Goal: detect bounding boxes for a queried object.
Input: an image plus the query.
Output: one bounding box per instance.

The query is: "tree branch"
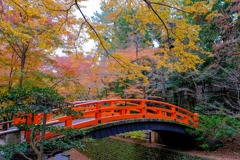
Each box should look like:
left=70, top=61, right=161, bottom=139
left=19, top=152, right=32, bottom=160
left=150, top=2, right=191, bottom=14
left=11, top=0, right=28, bottom=22
left=74, top=0, right=128, bottom=68
left=142, top=0, right=171, bottom=46
left=74, top=22, right=86, bottom=54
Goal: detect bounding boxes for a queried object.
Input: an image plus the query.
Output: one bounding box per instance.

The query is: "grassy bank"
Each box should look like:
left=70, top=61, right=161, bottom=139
left=78, top=138, right=210, bottom=160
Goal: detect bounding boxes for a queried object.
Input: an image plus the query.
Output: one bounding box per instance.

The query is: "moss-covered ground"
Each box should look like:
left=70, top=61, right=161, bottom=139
left=78, top=138, right=210, bottom=160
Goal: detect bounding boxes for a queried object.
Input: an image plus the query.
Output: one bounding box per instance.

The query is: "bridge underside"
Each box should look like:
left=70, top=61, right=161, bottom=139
left=82, top=119, right=196, bottom=148
left=83, top=119, right=192, bottom=139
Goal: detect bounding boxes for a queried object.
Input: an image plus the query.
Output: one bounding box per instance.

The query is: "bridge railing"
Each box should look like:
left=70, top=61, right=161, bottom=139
left=12, top=99, right=198, bottom=140
left=70, top=99, right=198, bottom=128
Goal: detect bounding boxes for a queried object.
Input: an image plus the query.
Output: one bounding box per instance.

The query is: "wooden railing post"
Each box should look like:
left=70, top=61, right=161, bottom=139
left=26, top=114, right=33, bottom=142
left=184, top=116, right=189, bottom=124
left=120, top=109, right=126, bottom=116
left=193, top=113, right=199, bottom=122
left=110, top=101, right=114, bottom=116
left=95, top=102, right=102, bottom=123
left=193, top=113, right=199, bottom=127
left=46, top=114, right=51, bottom=121
left=140, top=100, right=146, bottom=118
left=126, top=108, right=130, bottom=115
left=171, top=106, right=176, bottom=120
left=65, top=116, right=72, bottom=127
left=33, top=114, right=41, bottom=124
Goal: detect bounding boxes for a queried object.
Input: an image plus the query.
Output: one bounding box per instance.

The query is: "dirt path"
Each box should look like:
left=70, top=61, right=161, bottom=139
left=184, top=141, right=240, bottom=160
left=48, top=148, right=90, bottom=160
left=64, top=148, right=90, bottom=160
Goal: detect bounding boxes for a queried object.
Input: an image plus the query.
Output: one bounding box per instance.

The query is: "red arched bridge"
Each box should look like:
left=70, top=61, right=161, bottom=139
left=12, top=99, right=198, bottom=141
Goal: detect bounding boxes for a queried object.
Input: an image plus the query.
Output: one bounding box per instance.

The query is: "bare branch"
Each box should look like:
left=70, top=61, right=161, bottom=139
left=11, top=0, right=28, bottom=22
left=41, top=1, right=75, bottom=12
left=150, top=2, right=191, bottom=14
left=142, top=0, right=171, bottom=46
left=74, top=0, right=127, bottom=68
left=74, top=22, right=86, bottom=54
left=41, top=2, right=75, bottom=32
left=8, top=42, right=21, bottom=58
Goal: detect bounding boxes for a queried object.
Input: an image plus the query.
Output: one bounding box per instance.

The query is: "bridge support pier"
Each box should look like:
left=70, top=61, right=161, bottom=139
left=151, top=130, right=196, bottom=149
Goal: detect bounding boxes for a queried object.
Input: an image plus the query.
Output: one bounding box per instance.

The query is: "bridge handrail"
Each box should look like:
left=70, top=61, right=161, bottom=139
left=11, top=99, right=198, bottom=141
left=73, top=99, right=196, bottom=117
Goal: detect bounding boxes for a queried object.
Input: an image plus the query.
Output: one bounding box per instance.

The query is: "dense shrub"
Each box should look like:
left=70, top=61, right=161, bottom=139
left=188, top=114, right=240, bottom=151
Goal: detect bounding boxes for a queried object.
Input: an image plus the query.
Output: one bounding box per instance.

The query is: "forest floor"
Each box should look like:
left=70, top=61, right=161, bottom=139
left=49, top=136, right=240, bottom=160
left=184, top=140, right=240, bottom=160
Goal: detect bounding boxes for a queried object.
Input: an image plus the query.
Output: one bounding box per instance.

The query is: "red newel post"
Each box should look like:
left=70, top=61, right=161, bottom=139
left=140, top=100, right=146, bottom=118
left=110, top=101, right=114, bottom=116
left=26, top=114, right=33, bottom=142
left=171, top=106, right=176, bottom=120
left=95, top=102, right=102, bottom=123
left=193, top=113, right=199, bottom=127
left=65, top=116, right=72, bottom=127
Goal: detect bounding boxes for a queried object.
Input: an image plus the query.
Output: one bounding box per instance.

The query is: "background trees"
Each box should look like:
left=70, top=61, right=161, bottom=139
left=0, top=0, right=238, bottom=114
left=0, top=0, right=219, bottom=102
left=0, top=0, right=239, bottom=155
left=0, top=0, right=79, bottom=89
left=168, top=0, right=240, bottom=115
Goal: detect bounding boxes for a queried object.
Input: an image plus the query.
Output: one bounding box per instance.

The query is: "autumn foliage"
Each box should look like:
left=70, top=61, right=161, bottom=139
left=0, top=0, right=238, bottom=105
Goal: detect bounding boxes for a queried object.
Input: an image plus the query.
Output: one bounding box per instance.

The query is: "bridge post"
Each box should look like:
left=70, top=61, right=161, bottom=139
left=33, top=114, right=41, bottom=124
left=25, top=114, right=33, bottom=142
left=46, top=113, right=51, bottom=121
left=65, top=116, right=72, bottom=127
left=140, top=100, right=146, bottom=118
left=184, top=116, right=189, bottom=124
left=171, top=106, right=176, bottom=121
left=110, top=101, right=114, bottom=116
left=95, top=102, right=102, bottom=123
left=193, top=113, right=199, bottom=127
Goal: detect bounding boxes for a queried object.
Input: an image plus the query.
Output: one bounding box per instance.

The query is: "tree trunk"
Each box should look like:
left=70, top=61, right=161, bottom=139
left=136, top=41, right=139, bottom=64
left=19, top=51, right=26, bottom=87
left=8, top=53, right=15, bottom=90
left=159, top=71, right=167, bottom=101
left=19, top=43, right=29, bottom=87
left=30, top=126, right=41, bottom=160
left=143, top=86, right=147, bottom=99
left=40, top=113, right=47, bottom=158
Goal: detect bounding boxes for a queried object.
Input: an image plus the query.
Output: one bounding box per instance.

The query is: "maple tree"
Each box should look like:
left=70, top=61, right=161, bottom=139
left=86, top=0, right=216, bottom=101
left=0, top=0, right=80, bottom=89
left=49, top=54, right=101, bottom=100
left=0, top=0, right=218, bottom=99
left=91, top=0, right=213, bottom=70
